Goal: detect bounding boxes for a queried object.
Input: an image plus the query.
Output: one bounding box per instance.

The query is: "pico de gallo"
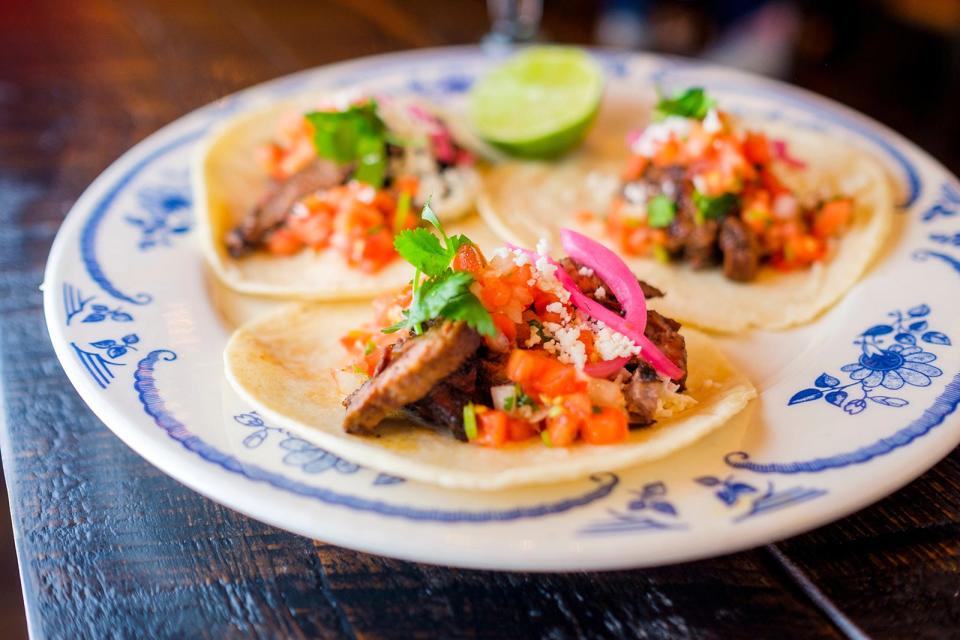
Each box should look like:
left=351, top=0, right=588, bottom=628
left=341, top=206, right=696, bottom=448
left=225, top=97, right=478, bottom=274
left=600, top=87, right=855, bottom=281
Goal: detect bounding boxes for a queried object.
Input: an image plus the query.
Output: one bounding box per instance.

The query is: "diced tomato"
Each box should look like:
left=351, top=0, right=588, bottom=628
left=546, top=410, right=579, bottom=447
left=491, top=312, right=517, bottom=343
left=814, top=198, right=852, bottom=238
left=544, top=392, right=592, bottom=447
left=579, top=329, right=597, bottom=361
left=476, top=409, right=509, bottom=447
left=507, top=417, right=538, bottom=442
left=743, top=132, right=771, bottom=165
left=394, top=174, right=419, bottom=196
left=574, top=209, right=596, bottom=225
left=266, top=227, right=304, bottom=256
left=652, top=138, right=682, bottom=167
left=354, top=226, right=396, bottom=273
left=452, top=243, right=486, bottom=277
left=621, top=154, right=649, bottom=181
left=506, top=349, right=586, bottom=398
left=287, top=207, right=335, bottom=249
left=479, top=276, right=512, bottom=309
left=581, top=406, right=629, bottom=445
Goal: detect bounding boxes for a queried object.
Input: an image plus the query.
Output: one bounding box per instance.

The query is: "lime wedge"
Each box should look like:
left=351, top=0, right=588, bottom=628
left=469, top=46, right=604, bottom=159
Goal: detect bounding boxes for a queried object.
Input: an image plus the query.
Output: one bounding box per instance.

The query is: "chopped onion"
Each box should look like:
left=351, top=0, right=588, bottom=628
left=588, top=377, right=625, bottom=408
left=490, top=385, right=516, bottom=411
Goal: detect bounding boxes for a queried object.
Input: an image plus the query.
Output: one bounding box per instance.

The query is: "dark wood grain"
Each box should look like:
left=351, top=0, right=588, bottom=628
left=1, top=0, right=959, bottom=638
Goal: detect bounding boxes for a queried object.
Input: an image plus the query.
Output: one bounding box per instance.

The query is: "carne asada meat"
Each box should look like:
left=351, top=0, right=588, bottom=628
left=644, top=310, right=687, bottom=388
left=623, top=362, right=662, bottom=425
left=343, top=321, right=482, bottom=433
left=623, top=310, right=688, bottom=426
left=402, top=356, right=480, bottom=441
left=718, top=215, right=761, bottom=282
left=225, top=158, right=347, bottom=258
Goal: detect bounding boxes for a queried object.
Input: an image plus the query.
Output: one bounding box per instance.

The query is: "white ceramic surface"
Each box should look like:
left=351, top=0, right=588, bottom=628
left=43, top=47, right=960, bottom=571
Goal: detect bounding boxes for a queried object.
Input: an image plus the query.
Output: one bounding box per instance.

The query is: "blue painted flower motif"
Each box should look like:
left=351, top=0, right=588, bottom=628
left=579, top=481, right=684, bottom=535
left=63, top=283, right=134, bottom=325
left=788, top=305, right=949, bottom=415
left=697, top=476, right=826, bottom=521
left=627, top=481, right=678, bottom=516
left=840, top=344, right=941, bottom=389
left=920, top=182, right=960, bottom=222
left=231, top=411, right=405, bottom=486
left=695, top=475, right=756, bottom=506
left=125, top=183, right=193, bottom=250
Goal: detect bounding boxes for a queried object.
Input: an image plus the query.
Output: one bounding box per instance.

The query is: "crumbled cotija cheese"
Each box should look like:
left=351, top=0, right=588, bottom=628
left=592, top=320, right=643, bottom=361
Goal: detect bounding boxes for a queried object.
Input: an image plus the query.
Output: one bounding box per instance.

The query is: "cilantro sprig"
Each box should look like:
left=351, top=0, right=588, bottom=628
left=305, top=100, right=387, bottom=188
left=654, top=87, right=716, bottom=121
left=692, top=191, right=740, bottom=224
left=384, top=202, right=495, bottom=337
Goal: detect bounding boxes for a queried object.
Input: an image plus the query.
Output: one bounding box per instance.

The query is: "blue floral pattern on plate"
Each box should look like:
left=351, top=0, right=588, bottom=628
left=579, top=481, right=684, bottom=535
left=788, top=305, right=948, bottom=414
left=125, top=183, right=193, bottom=250
left=233, top=411, right=403, bottom=486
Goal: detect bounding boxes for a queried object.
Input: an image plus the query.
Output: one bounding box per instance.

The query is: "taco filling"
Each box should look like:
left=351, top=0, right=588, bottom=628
left=603, top=87, right=856, bottom=282
left=225, top=98, right=478, bottom=273
left=339, top=208, right=695, bottom=448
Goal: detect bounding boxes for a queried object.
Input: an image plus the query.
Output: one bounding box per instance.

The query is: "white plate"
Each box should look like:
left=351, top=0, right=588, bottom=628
left=43, top=47, right=960, bottom=571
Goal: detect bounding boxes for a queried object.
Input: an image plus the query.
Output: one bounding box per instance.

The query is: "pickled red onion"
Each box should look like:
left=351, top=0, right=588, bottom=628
left=506, top=238, right=684, bottom=381
left=772, top=139, right=807, bottom=169
left=559, top=229, right=647, bottom=334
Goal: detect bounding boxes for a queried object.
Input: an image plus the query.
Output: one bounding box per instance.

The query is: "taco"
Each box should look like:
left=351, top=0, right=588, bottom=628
left=195, top=93, right=490, bottom=299
left=225, top=217, right=755, bottom=490
left=479, top=88, right=894, bottom=332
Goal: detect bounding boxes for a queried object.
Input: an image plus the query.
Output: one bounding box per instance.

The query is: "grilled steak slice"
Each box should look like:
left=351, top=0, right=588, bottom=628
left=644, top=310, right=688, bottom=388
left=623, top=362, right=661, bottom=425
left=684, top=218, right=720, bottom=269
left=342, top=321, right=482, bottom=433
left=402, top=357, right=479, bottom=441
left=226, top=158, right=347, bottom=257
left=719, top=215, right=761, bottom=282
left=625, top=312, right=687, bottom=424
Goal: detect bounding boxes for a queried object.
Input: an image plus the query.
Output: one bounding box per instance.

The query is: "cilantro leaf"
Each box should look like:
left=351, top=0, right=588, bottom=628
left=647, top=194, right=676, bottom=228
left=393, top=229, right=450, bottom=276
left=439, top=287, right=496, bottom=336
left=385, top=202, right=493, bottom=336
left=383, top=270, right=494, bottom=337
left=693, top=191, right=740, bottom=223
left=305, top=100, right=387, bottom=187
left=655, top=87, right=716, bottom=121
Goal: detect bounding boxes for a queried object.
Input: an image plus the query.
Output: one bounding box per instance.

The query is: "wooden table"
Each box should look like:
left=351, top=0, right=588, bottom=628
left=2, top=1, right=958, bottom=637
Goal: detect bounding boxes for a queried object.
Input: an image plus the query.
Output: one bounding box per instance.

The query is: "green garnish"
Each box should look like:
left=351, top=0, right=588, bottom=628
left=305, top=100, right=387, bottom=188
left=541, top=430, right=553, bottom=447
left=393, top=191, right=412, bottom=233
left=463, top=403, right=478, bottom=440
left=654, top=87, right=716, bottom=121
left=505, top=384, right=537, bottom=412
left=528, top=319, right=546, bottom=340
left=647, top=194, right=676, bottom=228
left=384, top=203, right=495, bottom=337
left=651, top=244, right=670, bottom=264
left=693, top=191, right=740, bottom=224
